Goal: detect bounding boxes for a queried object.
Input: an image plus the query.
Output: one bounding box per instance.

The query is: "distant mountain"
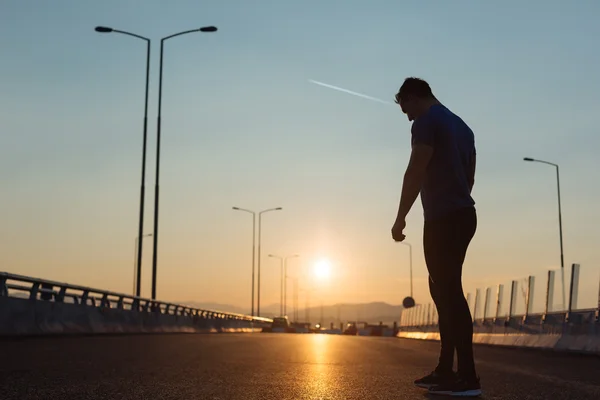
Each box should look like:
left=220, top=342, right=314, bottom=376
left=178, top=300, right=406, bottom=326
left=294, top=302, right=405, bottom=326
left=9, top=292, right=407, bottom=325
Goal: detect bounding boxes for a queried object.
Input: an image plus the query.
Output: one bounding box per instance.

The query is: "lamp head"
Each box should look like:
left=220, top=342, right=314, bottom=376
left=403, top=296, right=415, bottom=308
left=95, top=26, right=113, bottom=33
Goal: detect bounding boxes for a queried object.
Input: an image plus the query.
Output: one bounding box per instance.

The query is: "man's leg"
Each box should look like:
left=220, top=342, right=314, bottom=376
left=425, top=256, right=456, bottom=374
left=427, top=208, right=480, bottom=395
left=413, top=220, right=457, bottom=389
left=448, top=209, right=477, bottom=380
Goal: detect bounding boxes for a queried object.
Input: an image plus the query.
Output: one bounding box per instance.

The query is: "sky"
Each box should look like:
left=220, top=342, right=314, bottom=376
left=1, top=0, right=599, bottom=316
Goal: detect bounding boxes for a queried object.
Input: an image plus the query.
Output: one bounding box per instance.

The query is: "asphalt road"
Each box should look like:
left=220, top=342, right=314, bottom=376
left=1, top=333, right=599, bottom=399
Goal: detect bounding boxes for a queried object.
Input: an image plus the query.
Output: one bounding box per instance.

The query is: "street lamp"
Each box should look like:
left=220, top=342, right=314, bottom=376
left=299, top=286, right=315, bottom=324
left=232, top=206, right=282, bottom=316
left=523, top=157, right=566, bottom=310
left=256, top=207, right=282, bottom=316
left=94, top=26, right=151, bottom=298
left=268, top=254, right=285, bottom=315
left=399, top=241, right=415, bottom=308
left=291, top=276, right=299, bottom=322
left=284, top=254, right=299, bottom=316
left=232, top=207, right=256, bottom=316
left=133, top=233, right=152, bottom=295
left=268, top=253, right=299, bottom=316
left=150, top=26, right=217, bottom=300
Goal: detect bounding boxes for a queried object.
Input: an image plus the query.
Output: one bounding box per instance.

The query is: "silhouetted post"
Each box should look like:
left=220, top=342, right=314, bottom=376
left=133, top=233, right=152, bottom=295
left=233, top=207, right=257, bottom=316
left=283, top=254, right=299, bottom=315
left=256, top=207, right=282, bottom=316
left=94, top=26, right=151, bottom=297
left=523, top=157, right=566, bottom=310
left=151, top=26, right=217, bottom=300
left=268, top=254, right=284, bottom=315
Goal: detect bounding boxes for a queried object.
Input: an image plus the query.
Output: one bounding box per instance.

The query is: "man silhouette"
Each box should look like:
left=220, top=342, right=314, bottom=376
left=391, top=77, right=481, bottom=397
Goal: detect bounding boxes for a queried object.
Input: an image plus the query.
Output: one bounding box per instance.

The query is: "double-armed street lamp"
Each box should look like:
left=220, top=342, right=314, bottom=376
left=95, top=25, right=217, bottom=299
left=233, top=206, right=282, bottom=316
left=268, top=253, right=299, bottom=316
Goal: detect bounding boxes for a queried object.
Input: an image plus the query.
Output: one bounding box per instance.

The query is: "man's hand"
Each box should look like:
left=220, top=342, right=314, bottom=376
left=391, top=219, right=406, bottom=242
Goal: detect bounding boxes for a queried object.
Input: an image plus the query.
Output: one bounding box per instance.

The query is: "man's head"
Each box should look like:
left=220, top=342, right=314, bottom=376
left=394, top=77, right=436, bottom=121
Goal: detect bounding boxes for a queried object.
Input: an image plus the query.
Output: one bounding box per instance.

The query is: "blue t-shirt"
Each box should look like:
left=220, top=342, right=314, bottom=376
left=411, top=104, right=476, bottom=221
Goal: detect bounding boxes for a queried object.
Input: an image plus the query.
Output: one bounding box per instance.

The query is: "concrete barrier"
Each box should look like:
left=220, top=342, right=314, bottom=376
left=397, top=330, right=600, bottom=355
left=398, top=308, right=599, bottom=355
left=0, top=272, right=271, bottom=337
left=0, top=296, right=263, bottom=337
left=397, top=263, right=600, bottom=355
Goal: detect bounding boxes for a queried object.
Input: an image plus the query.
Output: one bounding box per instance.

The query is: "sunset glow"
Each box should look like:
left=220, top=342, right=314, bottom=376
left=313, top=259, right=332, bottom=281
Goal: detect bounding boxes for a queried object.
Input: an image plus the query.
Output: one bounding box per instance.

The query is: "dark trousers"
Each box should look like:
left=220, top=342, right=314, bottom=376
left=423, top=206, right=477, bottom=379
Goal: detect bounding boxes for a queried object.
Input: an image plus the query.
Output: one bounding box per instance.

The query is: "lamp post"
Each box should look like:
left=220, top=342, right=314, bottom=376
left=268, top=253, right=299, bottom=316
left=399, top=241, right=414, bottom=298
left=94, top=26, right=151, bottom=298
left=292, top=276, right=299, bottom=322
left=523, top=157, right=566, bottom=310
left=232, top=207, right=256, bottom=316
left=283, top=254, right=299, bottom=316
left=150, top=26, right=217, bottom=300
left=132, top=233, right=152, bottom=295
left=256, top=207, right=282, bottom=316
left=299, top=286, right=314, bottom=324
left=268, top=254, right=284, bottom=315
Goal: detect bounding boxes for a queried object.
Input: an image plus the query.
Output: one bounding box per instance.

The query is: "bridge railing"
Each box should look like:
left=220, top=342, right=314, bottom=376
left=400, top=263, right=599, bottom=330
left=0, top=271, right=271, bottom=324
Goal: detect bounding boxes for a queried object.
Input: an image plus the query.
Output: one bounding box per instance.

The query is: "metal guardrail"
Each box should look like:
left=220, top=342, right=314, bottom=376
left=400, top=263, right=599, bottom=329
left=0, top=272, right=272, bottom=324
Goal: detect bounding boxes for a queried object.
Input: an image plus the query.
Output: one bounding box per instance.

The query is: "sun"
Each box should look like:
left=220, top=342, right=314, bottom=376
left=313, top=259, right=331, bottom=280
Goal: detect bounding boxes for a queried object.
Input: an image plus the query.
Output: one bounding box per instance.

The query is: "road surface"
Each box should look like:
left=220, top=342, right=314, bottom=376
left=1, top=333, right=599, bottom=399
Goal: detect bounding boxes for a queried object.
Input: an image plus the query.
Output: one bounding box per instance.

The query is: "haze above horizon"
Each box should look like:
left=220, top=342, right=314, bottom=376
left=1, top=1, right=599, bottom=314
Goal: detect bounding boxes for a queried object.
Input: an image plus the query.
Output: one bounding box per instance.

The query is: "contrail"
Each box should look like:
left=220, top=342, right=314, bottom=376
left=308, top=79, right=394, bottom=105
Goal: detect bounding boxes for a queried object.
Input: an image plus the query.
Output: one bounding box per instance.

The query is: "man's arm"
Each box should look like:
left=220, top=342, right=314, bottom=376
left=468, top=152, right=476, bottom=193
left=396, top=143, right=434, bottom=221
